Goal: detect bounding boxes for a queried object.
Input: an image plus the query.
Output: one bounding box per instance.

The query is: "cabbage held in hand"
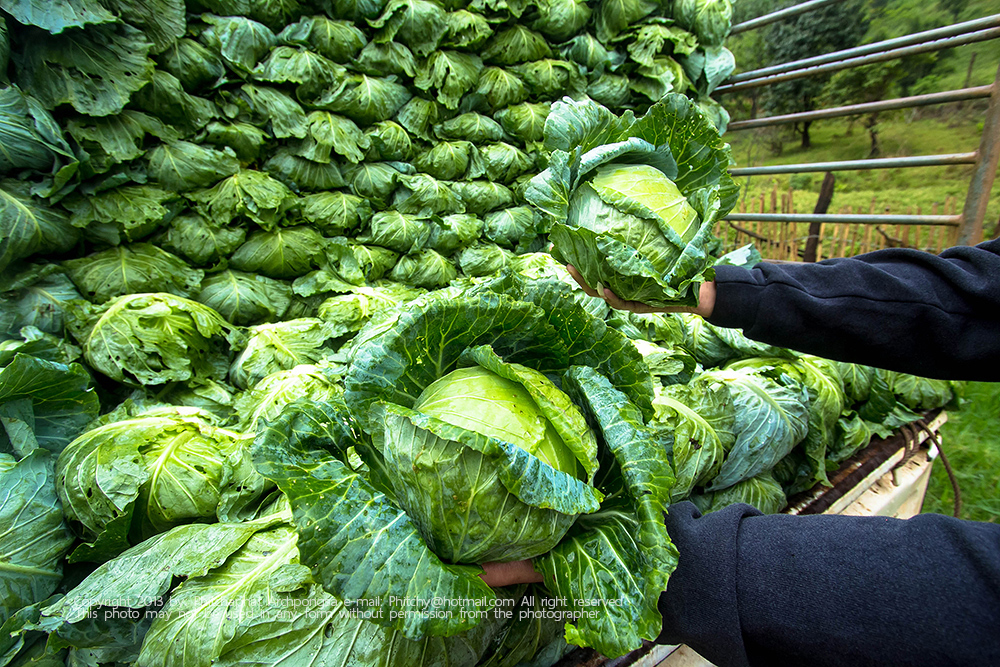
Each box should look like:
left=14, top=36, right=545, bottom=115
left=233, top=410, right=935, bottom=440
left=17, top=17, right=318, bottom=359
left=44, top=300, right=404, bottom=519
left=255, top=277, right=676, bottom=656
left=527, top=94, right=741, bottom=308
left=388, top=347, right=596, bottom=563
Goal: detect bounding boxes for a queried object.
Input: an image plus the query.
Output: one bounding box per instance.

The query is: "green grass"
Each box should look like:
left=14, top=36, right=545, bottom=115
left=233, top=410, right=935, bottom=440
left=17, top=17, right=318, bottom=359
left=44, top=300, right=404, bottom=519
left=923, top=382, right=1000, bottom=521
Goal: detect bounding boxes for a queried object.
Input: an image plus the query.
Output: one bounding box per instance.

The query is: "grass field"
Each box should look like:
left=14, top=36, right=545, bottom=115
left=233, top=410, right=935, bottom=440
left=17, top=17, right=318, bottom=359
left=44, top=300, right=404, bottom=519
left=722, top=110, right=1000, bottom=256
left=923, top=382, right=1000, bottom=521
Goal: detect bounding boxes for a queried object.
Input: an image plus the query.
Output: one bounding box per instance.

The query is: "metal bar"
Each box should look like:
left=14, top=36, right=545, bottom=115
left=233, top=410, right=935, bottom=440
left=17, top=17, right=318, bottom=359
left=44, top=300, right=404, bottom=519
left=718, top=27, right=1000, bottom=94
left=729, top=153, right=978, bottom=176
left=958, top=62, right=1000, bottom=245
left=728, top=14, right=1000, bottom=84
left=728, top=86, right=994, bottom=132
left=725, top=213, right=962, bottom=225
left=730, top=0, right=844, bottom=34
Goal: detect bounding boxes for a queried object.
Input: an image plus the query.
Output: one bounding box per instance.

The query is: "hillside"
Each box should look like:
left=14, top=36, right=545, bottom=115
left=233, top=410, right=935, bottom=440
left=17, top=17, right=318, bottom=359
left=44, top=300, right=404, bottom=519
left=719, top=0, right=1000, bottom=252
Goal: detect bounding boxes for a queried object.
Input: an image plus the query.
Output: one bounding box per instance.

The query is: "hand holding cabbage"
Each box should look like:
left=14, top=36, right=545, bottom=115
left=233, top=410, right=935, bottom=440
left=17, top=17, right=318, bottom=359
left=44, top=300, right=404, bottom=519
left=567, top=264, right=718, bottom=317
left=526, top=94, right=749, bottom=309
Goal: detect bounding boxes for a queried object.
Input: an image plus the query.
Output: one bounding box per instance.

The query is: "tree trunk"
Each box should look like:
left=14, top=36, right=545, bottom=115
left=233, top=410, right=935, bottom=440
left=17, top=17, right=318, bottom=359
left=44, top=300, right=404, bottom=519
left=958, top=52, right=977, bottom=111
left=803, top=172, right=836, bottom=262
left=866, top=113, right=880, bottom=158
left=800, top=120, right=812, bottom=149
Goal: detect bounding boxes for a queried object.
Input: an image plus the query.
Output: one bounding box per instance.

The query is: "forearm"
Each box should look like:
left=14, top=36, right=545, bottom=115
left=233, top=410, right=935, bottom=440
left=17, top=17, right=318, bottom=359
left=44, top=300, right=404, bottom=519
left=706, top=241, right=1000, bottom=380
left=658, top=502, right=1000, bottom=667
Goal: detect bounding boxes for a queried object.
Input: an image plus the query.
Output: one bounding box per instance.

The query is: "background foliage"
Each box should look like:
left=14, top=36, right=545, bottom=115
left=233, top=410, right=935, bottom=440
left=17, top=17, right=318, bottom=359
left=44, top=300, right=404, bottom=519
left=724, top=0, right=1000, bottom=238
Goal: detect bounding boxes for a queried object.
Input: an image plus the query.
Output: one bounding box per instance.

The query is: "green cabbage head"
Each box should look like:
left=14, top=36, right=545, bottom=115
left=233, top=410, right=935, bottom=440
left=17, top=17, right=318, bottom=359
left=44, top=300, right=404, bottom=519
left=567, top=163, right=700, bottom=270
left=56, top=409, right=269, bottom=559
left=259, top=277, right=674, bottom=656
left=527, top=95, right=741, bottom=308
left=378, top=344, right=600, bottom=563
left=415, top=365, right=583, bottom=478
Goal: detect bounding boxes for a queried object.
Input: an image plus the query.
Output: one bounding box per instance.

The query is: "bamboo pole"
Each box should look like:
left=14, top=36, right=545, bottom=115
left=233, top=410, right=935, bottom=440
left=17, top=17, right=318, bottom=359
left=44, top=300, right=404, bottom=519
left=833, top=209, right=847, bottom=257
left=839, top=218, right=851, bottom=257
left=771, top=182, right=782, bottom=259
left=770, top=191, right=777, bottom=259
left=757, top=193, right=765, bottom=250
left=932, top=203, right=942, bottom=252
left=949, top=197, right=961, bottom=247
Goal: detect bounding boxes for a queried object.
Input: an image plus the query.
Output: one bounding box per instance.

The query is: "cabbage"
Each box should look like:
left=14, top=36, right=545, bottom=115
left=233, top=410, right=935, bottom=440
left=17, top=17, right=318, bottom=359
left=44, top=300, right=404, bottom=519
left=55, top=410, right=269, bottom=559
left=394, top=353, right=595, bottom=562
left=527, top=94, right=742, bottom=308
left=416, top=366, right=582, bottom=476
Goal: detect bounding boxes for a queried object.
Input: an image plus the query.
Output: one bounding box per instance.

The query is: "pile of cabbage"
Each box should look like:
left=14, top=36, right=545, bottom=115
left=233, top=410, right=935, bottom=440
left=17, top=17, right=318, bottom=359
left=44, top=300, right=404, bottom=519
left=0, top=275, right=960, bottom=667
left=0, top=0, right=736, bottom=305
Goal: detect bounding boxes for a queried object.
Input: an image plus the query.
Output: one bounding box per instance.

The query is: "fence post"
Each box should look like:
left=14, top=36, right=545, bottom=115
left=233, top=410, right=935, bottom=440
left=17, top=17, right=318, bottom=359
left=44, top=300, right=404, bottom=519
left=803, top=172, right=836, bottom=262
left=957, top=61, right=1000, bottom=245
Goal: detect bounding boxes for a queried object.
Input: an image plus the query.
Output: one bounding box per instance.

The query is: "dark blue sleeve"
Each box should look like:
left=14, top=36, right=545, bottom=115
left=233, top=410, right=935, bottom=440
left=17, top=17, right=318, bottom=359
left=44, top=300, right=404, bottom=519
left=658, top=502, right=1000, bottom=667
left=707, top=240, right=1000, bottom=380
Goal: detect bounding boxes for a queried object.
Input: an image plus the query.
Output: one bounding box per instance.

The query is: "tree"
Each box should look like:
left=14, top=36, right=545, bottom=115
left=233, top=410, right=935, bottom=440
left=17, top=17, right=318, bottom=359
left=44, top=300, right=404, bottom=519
left=859, top=0, right=955, bottom=97
left=762, top=1, right=869, bottom=148
left=726, top=0, right=783, bottom=119
left=820, top=0, right=955, bottom=158
left=823, top=62, right=901, bottom=157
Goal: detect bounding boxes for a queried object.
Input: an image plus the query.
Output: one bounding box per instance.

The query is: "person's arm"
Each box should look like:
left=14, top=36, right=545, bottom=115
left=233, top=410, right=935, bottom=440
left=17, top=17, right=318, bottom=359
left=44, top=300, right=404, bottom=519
left=572, top=241, right=1000, bottom=381
left=707, top=240, right=1000, bottom=380
left=658, top=502, right=1000, bottom=667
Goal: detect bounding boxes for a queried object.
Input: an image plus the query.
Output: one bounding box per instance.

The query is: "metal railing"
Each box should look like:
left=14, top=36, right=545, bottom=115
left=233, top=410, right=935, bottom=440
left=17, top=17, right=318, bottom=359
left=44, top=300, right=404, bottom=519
left=720, top=2, right=1000, bottom=252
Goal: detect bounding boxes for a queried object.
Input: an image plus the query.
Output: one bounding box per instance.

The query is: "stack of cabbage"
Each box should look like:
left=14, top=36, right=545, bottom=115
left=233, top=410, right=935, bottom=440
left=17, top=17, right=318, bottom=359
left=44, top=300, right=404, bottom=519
left=624, top=311, right=960, bottom=515
left=0, top=0, right=735, bottom=312
left=0, top=270, right=959, bottom=667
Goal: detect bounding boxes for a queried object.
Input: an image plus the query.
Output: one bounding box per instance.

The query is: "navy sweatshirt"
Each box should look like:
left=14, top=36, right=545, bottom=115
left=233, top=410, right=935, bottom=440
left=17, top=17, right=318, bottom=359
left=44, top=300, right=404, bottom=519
left=655, top=240, right=1000, bottom=666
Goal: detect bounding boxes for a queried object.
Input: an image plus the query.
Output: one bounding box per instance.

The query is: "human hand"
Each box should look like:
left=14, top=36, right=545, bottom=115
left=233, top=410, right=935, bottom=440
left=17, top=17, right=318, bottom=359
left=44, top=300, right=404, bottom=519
left=566, top=265, right=716, bottom=318
left=480, top=560, right=544, bottom=587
